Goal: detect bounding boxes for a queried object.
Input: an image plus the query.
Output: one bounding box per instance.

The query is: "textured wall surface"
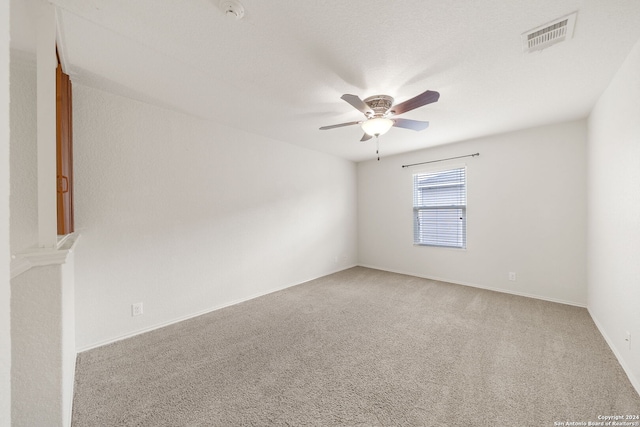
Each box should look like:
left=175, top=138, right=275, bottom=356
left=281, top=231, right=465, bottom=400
left=60, top=254, right=76, bottom=426
left=358, top=120, right=587, bottom=306
left=9, top=56, right=38, bottom=255
left=73, top=84, right=358, bottom=350
left=1, top=0, right=12, bottom=421
left=11, top=265, right=64, bottom=426
left=587, top=36, right=640, bottom=393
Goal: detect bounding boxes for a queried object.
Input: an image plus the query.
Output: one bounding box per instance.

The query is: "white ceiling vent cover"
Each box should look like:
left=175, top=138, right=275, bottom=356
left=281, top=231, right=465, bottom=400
left=522, top=12, right=577, bottom=52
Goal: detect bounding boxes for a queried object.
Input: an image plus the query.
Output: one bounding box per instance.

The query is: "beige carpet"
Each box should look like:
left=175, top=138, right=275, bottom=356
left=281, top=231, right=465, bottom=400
left=72, top=267, right=640, bottom=426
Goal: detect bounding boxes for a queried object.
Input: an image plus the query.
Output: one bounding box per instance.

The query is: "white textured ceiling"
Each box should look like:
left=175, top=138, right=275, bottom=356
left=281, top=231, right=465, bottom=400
left=12, top=0, right=640, bottom=161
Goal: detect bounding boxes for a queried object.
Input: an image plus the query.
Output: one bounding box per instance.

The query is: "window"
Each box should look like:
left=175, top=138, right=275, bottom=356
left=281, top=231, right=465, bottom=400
left=413, top=167, right=466, bottom=248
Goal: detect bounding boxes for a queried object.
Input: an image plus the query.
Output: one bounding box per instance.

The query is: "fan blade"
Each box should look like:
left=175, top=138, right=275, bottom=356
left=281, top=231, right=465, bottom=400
left=390, top=90, right=440, bottom=115
left=360, top=133, right=372, bottom=142
left=319, top=121, right=361, bottom=130
left=341, top=94, right=373, bottom=115
left=392, top=118, right=430, bottom=131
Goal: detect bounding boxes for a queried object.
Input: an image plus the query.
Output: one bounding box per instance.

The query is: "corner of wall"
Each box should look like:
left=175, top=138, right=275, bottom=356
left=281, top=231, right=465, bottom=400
left=588, top=309, right=640, bottom=396
left=586, top=35, right=640, bottom=398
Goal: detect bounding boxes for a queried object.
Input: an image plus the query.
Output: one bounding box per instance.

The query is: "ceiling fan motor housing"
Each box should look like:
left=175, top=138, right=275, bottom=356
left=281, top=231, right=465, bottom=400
left=363, top=95, right=394, bottom=117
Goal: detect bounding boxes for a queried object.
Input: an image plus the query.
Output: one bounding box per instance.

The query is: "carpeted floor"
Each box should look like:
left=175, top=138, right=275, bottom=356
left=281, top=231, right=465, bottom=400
left=72, top=267, right=640, bottom=426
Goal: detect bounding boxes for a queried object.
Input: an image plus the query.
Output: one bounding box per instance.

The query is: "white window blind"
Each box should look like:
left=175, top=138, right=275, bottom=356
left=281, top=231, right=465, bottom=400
left=413, top=167, right=466, bottom=248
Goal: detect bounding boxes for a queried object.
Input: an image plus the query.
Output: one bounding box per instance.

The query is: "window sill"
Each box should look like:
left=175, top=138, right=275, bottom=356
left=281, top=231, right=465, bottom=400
left=413, top=243, right=467, bottom=251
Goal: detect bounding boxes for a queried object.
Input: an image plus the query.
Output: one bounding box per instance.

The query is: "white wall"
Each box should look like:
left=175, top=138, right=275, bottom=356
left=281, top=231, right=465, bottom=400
left=587, top=37, right=640, bottom=393
left=11, top=266, right=63, bottom=426
left=60, top=254, right=76, bottom=426
left=9, top=53, right=77, bottom=427
left=73, top=84, right=358, bottom=350
left=358, top=120, right=587, bottom=306
left=1, top=0, right=12, bottom=423
left=9, top=56, right=37, bottom=255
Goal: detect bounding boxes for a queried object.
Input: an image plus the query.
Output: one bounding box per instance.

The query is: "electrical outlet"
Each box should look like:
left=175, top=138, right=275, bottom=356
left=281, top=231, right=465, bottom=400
left=132, top=302, right=143, bottom=317
left=626, top=332, right=631, bottom=350
left=508, top=272, right=517, bottom=281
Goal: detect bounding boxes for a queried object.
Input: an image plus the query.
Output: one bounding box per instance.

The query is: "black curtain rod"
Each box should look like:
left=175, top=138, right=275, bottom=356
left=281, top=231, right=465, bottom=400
left=401, top=153, right=480, bottom=169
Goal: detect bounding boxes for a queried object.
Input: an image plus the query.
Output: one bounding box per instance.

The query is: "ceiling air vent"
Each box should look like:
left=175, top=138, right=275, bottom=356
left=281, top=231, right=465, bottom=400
left=522, top=12, right=577, bottom=52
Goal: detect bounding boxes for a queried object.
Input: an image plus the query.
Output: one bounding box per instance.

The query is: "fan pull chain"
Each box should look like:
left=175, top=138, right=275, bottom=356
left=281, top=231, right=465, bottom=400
left=376, top=135, right=380, bottom=161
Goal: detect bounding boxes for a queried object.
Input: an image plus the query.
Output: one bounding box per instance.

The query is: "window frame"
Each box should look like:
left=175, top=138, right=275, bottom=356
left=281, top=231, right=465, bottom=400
left=412, top=164, right=467, bottom=249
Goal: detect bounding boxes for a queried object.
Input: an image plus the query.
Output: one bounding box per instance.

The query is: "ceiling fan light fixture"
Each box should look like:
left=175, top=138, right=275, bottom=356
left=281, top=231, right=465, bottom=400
left=362, top=117, right=393, bottom=136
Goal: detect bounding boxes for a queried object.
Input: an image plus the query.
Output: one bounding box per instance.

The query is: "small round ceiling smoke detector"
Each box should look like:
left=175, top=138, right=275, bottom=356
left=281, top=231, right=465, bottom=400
left=220, top=0, right=245, bottom=20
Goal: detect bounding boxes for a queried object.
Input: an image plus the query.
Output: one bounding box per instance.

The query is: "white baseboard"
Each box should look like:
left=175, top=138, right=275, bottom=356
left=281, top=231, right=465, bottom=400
left=77, top=264, right=358, bottom=353
left=357, top=264, right=587, bottom=308
left=588, top=309, right=640, bottom=397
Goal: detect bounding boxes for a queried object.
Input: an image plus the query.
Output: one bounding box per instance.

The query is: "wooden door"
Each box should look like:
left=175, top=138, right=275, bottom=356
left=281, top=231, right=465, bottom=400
left=56, top=63, right=74, bottom=235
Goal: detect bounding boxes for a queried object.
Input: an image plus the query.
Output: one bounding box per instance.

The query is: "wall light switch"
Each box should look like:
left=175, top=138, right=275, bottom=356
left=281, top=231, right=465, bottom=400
left=508, top=272, right=517, bottom=281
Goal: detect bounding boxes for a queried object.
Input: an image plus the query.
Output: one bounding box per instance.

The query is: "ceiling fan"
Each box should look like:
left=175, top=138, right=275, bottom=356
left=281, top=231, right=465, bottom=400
left=319, top=89, right=440, bottom=142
